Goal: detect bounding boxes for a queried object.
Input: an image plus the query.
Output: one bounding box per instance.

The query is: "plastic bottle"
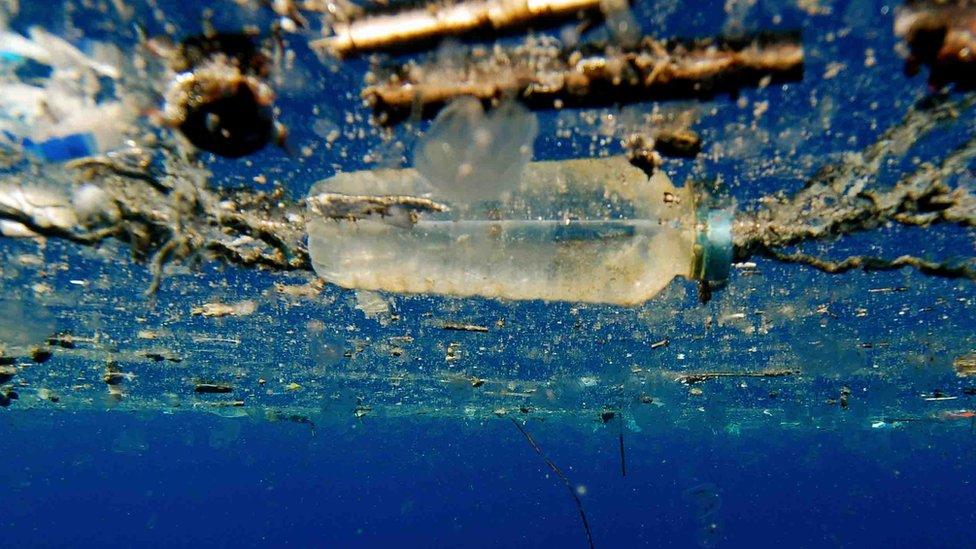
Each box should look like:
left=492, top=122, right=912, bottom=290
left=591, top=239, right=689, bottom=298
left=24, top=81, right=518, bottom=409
left=307, top=156, right=732, bottom=306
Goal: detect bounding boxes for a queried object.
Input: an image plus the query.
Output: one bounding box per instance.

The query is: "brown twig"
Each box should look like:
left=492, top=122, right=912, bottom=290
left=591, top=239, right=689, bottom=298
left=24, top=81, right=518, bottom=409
left=364, top=31, right=803, bottom=120
left=314, top=0, right=602, bottom=57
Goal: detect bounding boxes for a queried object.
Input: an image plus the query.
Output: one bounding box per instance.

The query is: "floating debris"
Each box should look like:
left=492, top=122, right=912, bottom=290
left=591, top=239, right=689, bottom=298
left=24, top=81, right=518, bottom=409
left=953, top=352, right=976, bottom=377
left=839, top=386, right=852, bottom=409
left=939, top=410, right=976, bottom=421
left=353, top=290, right=391, bottom=320
left=867, top=287, right=909, bottom=293
left=624, top=128, right=702, bottom=173
left=157, top=33, right=286, bottom=157
left=306, top=157, right=722, bottom=305
left=202, top=400, right=246, bottom=408
left=314, top=0, right=603, bottom=57
left=102, top=362, right=133, bottom=386
left=0, top=364, right=17, bottom=383
left=511, top=419, right=595, bottom=549
left=306, top=193, right=448, bottom=223
left=194, top=382, right=234, bottom=394
left=47, top=333, right=80, bottom=349
left=364, top=31, right=803, bottom=118
left=923, top=395, right=957, bottom=402
left=922, top=389, right=957, bottom=402
left=675, top=369, right=795, bottom=384
left=191, top=336, right=242, bottom=345
left=896, top=0, right=976, bottom=88
left=141, top=350, right=183, bottom=363
left=30, top=346, right=52, bottom=363
left=0, top=181, right=77, bottom=238
left=273, top=279, right=325, bottom=299
left=0, top=387, right=18, bottom=407
left=649, top=338, right=669, bottom=350
left=191, top=300, right=257, bottom=318
left=354, top=403, right=372, bottom=418
left=414, top=97, right=538, bottom=204
left=266, top=410, right=317, bottom=436
left=445, top=342, right=462, bottom=362
left=37, top=388, right=60, bottom=403
left=441, top=322, right=489, bottom=333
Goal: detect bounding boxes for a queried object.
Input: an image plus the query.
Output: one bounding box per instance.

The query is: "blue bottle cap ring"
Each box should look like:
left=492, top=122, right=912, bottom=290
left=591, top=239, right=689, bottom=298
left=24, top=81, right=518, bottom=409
left=696, top=208, right=733, bottom=283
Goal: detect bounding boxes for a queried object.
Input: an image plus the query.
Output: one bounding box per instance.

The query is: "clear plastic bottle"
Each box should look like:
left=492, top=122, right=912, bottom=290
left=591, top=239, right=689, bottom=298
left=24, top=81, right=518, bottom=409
left=307, top=156, right=731, bottom=306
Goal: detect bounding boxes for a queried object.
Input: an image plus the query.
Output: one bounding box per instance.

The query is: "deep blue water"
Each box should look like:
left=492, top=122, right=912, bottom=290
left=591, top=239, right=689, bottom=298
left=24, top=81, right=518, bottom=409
left=2, top=411, right=975, bottom=547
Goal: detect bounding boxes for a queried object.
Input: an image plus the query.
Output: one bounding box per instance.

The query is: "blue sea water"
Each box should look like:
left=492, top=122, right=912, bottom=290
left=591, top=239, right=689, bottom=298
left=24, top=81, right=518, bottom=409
left=2, top=0, right=976, bottom=547
left=2, top=411, right=975, bottom=547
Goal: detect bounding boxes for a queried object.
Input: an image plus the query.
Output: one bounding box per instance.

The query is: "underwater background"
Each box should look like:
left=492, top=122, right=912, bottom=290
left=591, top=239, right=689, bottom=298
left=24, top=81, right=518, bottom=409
left=1, top=0, right=975, bottom=547
left=4, top=411, right=976, bottom=547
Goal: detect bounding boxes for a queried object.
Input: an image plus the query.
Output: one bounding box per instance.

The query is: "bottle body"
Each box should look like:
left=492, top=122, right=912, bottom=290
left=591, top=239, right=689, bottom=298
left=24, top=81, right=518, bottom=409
left=307, top=156, right=700, bottom=305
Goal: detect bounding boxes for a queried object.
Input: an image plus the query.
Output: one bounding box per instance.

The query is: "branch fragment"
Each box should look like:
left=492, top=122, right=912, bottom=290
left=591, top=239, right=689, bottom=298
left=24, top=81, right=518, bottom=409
left=762, top=249, right=976, bottom=281
left=733, top=94, right=976, bottom=278
left=364, top=31, right=803, bottom=119
left=314, top=0, right=602, bottom=57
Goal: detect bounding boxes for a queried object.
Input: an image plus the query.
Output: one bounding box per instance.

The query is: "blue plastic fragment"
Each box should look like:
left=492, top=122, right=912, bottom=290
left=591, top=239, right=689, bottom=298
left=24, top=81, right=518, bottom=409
left=22, top=132, right=98, bottom=162
left=0, top=51, right=26, bottom=63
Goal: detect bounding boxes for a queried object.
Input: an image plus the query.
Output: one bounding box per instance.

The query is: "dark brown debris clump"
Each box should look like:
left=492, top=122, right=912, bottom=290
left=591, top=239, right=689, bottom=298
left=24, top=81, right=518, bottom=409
left=194, top=382, right=235, bottom=394
left=0, top=386, right=19, bottom=407
left=896, top=0, right=976, bottom=88
left=0, top=364, right=16, bottom=383
left=158, top=33, right=285, bottom=157
left=623, top=128, right=701, bottom=173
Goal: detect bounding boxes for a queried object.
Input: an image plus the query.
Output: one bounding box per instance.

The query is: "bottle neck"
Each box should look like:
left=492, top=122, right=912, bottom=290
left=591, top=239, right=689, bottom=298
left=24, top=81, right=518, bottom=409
left=691, top=208, right=733, bottom=283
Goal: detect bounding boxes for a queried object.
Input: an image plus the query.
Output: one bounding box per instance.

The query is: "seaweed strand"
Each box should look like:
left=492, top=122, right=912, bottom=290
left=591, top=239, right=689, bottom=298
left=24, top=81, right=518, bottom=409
left=511, top=418, right=595, bottom=549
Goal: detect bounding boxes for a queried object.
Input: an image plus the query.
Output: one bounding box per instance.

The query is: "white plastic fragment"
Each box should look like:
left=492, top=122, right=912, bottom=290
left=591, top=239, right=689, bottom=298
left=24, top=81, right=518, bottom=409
left=72, top=184, right=120, bottom=225
left=0, top=182, right=77, bottom=237
left=413, top=97, right=538, bottom=204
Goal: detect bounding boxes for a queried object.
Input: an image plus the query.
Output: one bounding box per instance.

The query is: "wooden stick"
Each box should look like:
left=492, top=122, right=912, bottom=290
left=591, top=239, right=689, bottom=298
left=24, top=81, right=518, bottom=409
left=364, top=31, right=803, bottom=118
left=313, top=0, right=601, bottom=57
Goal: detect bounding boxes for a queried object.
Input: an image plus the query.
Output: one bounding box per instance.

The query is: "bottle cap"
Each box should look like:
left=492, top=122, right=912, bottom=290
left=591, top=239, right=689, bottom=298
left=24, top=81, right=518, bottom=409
left=696, top=208, right=733, bottom=283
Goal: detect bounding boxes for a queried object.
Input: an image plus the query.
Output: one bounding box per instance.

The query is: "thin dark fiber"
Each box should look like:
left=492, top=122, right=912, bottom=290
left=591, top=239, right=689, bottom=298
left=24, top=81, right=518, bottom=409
left=511, top=418, right=595, bottom=549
